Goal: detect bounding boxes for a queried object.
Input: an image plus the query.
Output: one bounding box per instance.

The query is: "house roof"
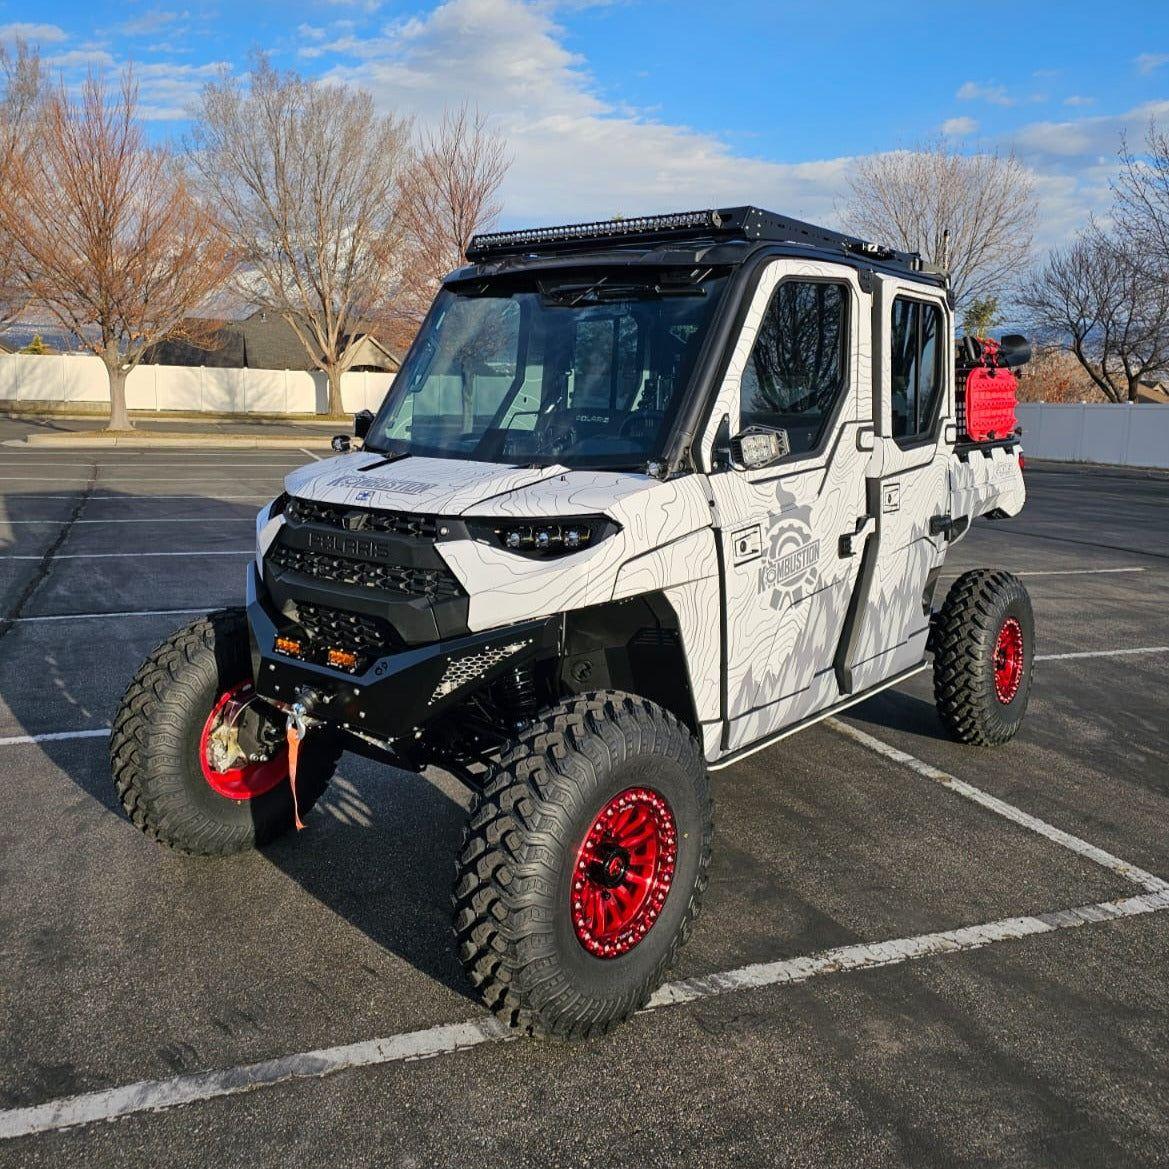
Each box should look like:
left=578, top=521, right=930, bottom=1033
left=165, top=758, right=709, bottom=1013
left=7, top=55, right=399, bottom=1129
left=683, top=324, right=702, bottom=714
left=142, top=311, right=401, bottom=372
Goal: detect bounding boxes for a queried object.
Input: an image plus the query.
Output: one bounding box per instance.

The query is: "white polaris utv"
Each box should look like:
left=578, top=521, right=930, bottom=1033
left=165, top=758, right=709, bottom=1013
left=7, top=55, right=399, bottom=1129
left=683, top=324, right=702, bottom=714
left=112, top=207, right=1035, bottom=1038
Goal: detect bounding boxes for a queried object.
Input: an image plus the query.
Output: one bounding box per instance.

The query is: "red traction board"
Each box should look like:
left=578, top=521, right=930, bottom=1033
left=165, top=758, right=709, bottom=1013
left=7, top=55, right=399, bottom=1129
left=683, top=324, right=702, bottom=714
left=963, top=366, right=1018, bottom=443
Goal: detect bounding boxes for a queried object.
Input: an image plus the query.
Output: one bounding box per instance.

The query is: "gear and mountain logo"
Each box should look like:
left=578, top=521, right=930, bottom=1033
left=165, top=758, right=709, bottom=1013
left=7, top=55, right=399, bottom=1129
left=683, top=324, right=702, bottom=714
left=759, top=507, right=820, bottom=610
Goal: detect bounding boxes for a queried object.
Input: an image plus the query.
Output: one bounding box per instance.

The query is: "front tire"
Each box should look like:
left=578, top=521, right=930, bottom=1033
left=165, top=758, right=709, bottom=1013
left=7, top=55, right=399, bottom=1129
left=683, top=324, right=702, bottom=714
left=110, top=608, right=340, bottom=856
left=453, top=692, right=713, bottom=1039
left=933, top=570, right=1035, bottom=746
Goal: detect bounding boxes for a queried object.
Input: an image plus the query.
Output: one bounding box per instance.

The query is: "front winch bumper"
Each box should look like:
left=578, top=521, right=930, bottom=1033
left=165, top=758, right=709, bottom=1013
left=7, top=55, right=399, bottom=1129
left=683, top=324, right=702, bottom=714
left=246, top=565, right=559, bottom=741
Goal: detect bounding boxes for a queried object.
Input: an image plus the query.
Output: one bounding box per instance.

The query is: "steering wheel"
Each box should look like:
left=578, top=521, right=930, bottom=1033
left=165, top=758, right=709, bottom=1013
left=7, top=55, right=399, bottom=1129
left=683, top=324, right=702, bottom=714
left=618, top=410, right=665, bottom=441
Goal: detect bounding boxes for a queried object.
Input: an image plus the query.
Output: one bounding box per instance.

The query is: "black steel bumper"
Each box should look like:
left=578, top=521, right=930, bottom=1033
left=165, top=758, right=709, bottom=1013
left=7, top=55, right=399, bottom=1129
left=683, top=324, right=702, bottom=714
left=246, top=563, right=560, bottom=741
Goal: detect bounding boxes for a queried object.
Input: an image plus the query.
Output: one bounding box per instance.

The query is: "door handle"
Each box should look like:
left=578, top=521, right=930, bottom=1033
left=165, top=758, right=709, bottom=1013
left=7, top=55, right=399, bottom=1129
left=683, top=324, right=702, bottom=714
left=839, top=515, right=875, bottom=558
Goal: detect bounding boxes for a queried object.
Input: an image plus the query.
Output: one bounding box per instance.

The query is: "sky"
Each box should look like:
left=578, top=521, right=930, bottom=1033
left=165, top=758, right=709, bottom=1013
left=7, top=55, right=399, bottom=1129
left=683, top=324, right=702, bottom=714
left=4, top=0, right=1169, bottom=253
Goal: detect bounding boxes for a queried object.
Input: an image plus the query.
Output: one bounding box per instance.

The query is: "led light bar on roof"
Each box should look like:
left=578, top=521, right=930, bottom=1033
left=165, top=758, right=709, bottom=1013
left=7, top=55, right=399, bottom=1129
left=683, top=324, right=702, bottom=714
left=466, top=210, right=724, bottom=260
left=462, top=204, right=930, bottom=279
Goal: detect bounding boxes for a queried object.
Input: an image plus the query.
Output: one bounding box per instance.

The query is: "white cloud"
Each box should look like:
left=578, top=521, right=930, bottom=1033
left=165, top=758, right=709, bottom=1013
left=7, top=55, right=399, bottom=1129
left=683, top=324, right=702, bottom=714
left=319, top=0, right=860, bottom=224
left=298, top=23, right=328, bottom=40
left=134, top=60, right=229, bottom=121
left=1009, top=99, right=1169, bottom=161
left=0, top=22, right=68, bottom=44
left=1135, top=52, right=1169, bottom=75
left=941, top=116, right=978, bottom=137
left=119, top=9, right=186, bottom=37
left=1063, top=95, right=1095, bottom=107
left=46, top=49, right=117, bottom=68
left=307, top=0, right=1134, bottom=252
left=956, top=80, right=1015, bottom=106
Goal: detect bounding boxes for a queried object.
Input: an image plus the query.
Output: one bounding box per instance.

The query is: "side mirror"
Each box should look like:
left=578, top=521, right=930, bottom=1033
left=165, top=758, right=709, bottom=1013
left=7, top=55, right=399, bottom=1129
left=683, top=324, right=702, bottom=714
left=331, top=434, right=351, bottom=453
left=730, top=425, right=790, bottom=471
left=354, top=409, right=375, bottom=440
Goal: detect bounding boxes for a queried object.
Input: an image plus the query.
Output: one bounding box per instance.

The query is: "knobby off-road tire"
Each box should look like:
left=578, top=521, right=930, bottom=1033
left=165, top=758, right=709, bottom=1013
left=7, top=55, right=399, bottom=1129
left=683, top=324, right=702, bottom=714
left=933, top=570, right=1035, bottom=746
left=453, top=691, right=713, bottom=1039
left=110, top=608, right=340, bottom=856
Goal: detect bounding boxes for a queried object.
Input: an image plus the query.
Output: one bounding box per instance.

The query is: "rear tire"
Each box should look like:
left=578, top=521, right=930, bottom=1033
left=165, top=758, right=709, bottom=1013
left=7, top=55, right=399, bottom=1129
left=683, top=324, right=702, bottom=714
left=933, top=570, right=1035, bottom=746
left=453, top=691, right=712, bottom=1039
left=110, top=608, right=340, bottom=856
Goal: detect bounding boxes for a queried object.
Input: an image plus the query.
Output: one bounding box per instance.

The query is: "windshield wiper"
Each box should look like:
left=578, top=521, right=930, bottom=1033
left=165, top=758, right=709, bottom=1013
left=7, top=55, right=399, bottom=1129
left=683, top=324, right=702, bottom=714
left=538, top=274, right=707, bottom=306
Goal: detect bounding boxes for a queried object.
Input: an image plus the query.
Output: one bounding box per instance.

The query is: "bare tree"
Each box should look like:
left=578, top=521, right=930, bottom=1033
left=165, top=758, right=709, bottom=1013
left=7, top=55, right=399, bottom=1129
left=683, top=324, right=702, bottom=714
left=841, top=138, right=1037, bottom=308
left=1113, top=120, right=1169, bottom=266
left=395, top=103, right=510, bottom=341
left=1017, top=231, right=1169, bottom=403
left=0, top=39, right=43, bottom=328
left=189, top=58, right=411, bottom=417
left=0, top=71, right=233, bottom=430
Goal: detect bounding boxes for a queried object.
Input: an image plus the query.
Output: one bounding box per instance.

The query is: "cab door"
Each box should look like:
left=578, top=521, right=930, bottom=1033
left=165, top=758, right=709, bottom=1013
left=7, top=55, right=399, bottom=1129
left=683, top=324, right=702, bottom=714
left=702, top=260, right=874, bottom=753
left=837, top=275, right=953, bottom=693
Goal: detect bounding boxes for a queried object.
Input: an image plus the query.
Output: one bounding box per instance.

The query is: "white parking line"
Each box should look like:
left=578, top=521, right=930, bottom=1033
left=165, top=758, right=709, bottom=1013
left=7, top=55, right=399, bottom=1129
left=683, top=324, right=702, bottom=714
left=0, top=462, right=304, bottom=469
left=0, top=728, right=109, bottom=747
left=11, top=494, right=270, bottom=501
left=0, top=551, right=252, bottom=559
left=2, top=888, right=1165, bottom=1140
left=1015, top=567, right=1146, bottom=577
left=1035, top=646, right=1169, bottom=662
left=827, top=718, right=1169, bottom=893
left=13, top=609, right=206, bottom=624
left=4, top=518, right=255, bottom=525
left=0, top=477, right=283, bottom=485
left=299, top=448, right=322, bottom=461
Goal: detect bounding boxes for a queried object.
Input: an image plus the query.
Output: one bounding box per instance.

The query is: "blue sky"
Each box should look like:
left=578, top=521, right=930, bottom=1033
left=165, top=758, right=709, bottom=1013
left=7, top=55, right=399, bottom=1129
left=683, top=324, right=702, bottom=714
left=4, top=0, right=1169, bottom=249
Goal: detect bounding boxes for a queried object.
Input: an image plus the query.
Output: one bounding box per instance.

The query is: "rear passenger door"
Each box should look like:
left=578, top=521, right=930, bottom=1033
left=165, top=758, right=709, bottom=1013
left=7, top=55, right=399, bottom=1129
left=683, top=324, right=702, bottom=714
left=838, top=277, right=954, bottom=693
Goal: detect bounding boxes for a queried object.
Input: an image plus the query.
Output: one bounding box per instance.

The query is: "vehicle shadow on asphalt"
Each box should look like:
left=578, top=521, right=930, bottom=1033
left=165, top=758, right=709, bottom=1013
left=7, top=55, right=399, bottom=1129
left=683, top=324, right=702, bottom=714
left=0, top=484, right=478, bottom=1006
left=259, top=759, right=475, bottom=999
left=843, top=687, right=952, bottom=743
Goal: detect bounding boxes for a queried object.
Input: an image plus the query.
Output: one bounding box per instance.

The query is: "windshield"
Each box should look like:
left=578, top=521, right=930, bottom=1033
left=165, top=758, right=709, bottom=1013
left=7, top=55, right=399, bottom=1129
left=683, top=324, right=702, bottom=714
left=364, top=269, right=729, bottom=468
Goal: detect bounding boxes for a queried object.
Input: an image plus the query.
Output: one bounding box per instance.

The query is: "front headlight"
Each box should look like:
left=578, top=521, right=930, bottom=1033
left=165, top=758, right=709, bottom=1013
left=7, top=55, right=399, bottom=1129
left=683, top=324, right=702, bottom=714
left=465, top=515, right=620, bottom=557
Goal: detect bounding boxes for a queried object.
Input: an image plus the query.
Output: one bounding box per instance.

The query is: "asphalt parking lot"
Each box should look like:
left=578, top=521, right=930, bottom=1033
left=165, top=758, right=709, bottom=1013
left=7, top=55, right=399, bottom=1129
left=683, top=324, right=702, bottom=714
left=0, top=421, right=1166, bottom=1169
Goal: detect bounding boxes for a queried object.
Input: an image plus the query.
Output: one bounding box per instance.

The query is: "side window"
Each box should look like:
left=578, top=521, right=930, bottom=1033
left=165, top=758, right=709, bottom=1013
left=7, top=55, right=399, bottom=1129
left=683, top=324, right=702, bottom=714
left=890, top=297, right=944, bottom=441
left=739, top=280, right=849, bottom=457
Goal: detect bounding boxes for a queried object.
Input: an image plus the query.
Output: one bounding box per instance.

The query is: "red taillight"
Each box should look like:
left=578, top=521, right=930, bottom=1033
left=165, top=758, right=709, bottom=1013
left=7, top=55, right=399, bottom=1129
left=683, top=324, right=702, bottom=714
left=1019, top=454, right=1026, bottom=472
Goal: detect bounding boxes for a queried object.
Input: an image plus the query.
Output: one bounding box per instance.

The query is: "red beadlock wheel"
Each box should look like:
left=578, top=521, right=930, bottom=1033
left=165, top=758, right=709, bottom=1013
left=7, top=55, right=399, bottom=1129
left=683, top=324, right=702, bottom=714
left=199, top=681, right=289, bottom=800
left=571, top=786, right=678, bottom=958
left=992, top=617, right=1025, bottom=704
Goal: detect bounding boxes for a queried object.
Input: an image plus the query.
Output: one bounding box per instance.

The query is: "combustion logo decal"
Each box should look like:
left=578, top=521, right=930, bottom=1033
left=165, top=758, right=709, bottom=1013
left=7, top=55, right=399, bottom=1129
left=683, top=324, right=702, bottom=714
left=759, top=510, right=820, bottom=610
left=327, top=474, right=437, bottom=496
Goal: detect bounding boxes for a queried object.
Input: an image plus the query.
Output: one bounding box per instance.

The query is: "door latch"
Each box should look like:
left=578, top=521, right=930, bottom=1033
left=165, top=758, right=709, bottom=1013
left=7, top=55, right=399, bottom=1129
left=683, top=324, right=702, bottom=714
left=929, top=514, right=954, bottom=539
left=839, top=515, right=875, bottom=558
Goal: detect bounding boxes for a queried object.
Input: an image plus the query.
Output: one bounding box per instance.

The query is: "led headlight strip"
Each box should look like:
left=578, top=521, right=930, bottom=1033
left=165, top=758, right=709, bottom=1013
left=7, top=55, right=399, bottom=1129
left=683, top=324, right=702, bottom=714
left=466, top=516, right=620, bottom=558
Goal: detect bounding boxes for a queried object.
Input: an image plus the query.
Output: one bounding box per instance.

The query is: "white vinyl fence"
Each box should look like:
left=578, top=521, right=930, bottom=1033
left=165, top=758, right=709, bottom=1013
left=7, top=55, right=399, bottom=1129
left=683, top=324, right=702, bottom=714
left=0, top=353, right=394, bottom=415
left=1016, top=403, right=1169, bottom=470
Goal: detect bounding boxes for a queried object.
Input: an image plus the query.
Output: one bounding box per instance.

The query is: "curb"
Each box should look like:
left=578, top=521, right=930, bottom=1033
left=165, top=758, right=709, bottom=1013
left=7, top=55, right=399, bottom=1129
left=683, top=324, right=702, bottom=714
left=4, top=433, right=335, bottom=450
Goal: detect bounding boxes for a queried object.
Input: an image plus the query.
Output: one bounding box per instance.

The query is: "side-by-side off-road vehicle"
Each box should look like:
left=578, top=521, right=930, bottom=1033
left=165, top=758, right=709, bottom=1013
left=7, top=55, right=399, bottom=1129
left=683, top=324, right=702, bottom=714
left=112, top=207, right=1035, bottom=1038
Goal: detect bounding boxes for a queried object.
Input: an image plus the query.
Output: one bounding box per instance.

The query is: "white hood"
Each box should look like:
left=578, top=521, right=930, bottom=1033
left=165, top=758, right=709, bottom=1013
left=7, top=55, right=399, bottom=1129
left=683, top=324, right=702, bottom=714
left=283, top=453, right=568, bottom=516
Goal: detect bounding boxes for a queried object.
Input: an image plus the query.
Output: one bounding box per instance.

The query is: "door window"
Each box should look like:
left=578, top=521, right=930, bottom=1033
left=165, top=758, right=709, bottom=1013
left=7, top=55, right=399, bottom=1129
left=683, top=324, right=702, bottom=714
left=739, top=280, right=849, bottom=457
left=890, top=298, right=943, bottom=442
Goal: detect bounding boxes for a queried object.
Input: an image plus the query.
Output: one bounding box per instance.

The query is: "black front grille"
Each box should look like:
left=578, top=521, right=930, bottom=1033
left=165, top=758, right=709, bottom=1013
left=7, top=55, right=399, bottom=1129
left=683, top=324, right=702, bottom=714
left=267, top=542, right=461, bottom=599
left=296, top=602, right=395, bottom=655
left=277, top=601, right=397, bottom=672
left=285, top=497, right=438, bottom=539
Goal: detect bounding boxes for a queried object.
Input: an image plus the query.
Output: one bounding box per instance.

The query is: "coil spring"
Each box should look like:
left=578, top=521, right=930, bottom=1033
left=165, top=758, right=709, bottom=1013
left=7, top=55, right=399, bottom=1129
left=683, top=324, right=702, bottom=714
left=499, top=663, right=538, bottom=725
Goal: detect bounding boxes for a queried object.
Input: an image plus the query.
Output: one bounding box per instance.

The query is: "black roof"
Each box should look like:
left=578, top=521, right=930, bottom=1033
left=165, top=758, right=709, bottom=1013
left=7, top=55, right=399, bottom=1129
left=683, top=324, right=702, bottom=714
left=466, top=206, right=936, bottom=281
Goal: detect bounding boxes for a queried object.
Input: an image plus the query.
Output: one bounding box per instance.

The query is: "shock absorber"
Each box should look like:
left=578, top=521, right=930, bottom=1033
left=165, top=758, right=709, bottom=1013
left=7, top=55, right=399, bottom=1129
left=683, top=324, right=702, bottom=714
left=500, top=663, right=538, bottom=728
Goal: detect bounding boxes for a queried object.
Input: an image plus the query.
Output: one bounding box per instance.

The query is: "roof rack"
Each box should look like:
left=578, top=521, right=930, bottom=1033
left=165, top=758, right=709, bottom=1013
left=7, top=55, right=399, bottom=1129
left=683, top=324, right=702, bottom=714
left=465, top=205, right=927, bottom=276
